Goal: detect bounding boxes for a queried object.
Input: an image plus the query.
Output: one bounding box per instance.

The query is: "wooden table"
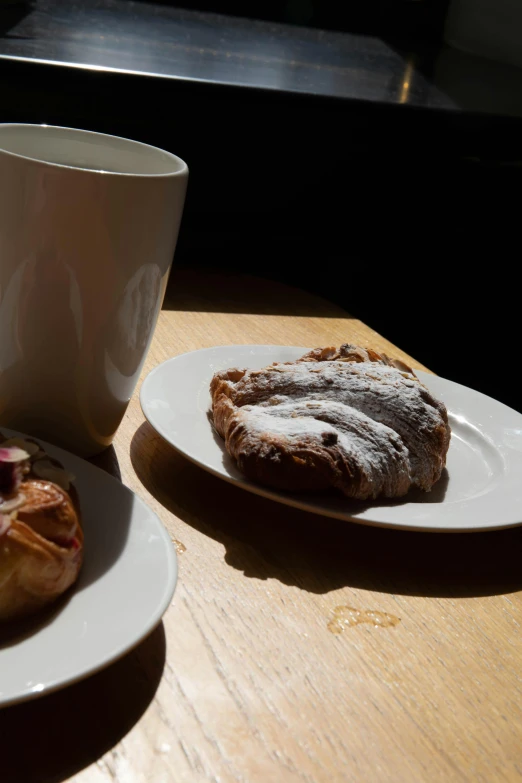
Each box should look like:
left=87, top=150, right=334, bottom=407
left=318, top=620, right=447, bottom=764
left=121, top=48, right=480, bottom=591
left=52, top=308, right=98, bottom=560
left=2, top=269, right=522, bottom=783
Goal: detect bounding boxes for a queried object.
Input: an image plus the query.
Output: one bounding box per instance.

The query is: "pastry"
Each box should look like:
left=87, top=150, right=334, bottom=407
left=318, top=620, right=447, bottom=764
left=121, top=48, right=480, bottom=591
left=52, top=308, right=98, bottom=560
left=0, top=434, right=83, bottom=622
left=210, top=344, right=451, bottom=500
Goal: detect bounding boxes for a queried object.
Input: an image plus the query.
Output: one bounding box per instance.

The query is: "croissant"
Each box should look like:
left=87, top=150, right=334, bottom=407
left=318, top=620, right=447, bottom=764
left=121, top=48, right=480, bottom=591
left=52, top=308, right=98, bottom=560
left=210, top=344, right=451, bottom=500
left=0, top=434, right=83, bottom=622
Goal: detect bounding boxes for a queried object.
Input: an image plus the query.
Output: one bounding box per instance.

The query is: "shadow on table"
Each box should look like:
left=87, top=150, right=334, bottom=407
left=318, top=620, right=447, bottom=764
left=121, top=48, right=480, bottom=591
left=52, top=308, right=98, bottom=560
left=88, top=444, right=122, bottom=482
left=0, top=622, right=166, bottom=783
left=163, top=267, right=354, bottom=318
left=132, top=421, right=522, bottom=599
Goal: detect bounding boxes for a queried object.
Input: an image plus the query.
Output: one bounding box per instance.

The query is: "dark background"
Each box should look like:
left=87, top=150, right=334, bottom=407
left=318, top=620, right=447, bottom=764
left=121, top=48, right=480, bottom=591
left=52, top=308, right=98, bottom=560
left=0, top=0, right=520, bottom=411
left=136, top=0, right=451, bottom=39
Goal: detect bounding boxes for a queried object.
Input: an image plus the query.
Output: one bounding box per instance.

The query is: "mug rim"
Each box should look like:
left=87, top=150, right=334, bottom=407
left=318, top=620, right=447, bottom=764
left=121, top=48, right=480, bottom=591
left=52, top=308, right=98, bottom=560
left=0, top=123, right=188, bottom=178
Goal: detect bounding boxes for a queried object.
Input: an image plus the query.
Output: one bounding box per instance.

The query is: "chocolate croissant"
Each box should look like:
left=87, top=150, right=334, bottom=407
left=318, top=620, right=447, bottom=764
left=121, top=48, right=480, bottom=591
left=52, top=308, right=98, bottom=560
left=0, top=435, right=83, bottom=622
left=210, top=344, right=451, bottom=500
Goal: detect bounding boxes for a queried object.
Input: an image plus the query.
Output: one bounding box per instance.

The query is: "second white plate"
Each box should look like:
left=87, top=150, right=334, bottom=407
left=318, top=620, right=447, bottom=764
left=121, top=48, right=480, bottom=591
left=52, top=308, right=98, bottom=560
left=0, top=428, right=177, bottom=709
left=140, top=344, right=522, bottom=532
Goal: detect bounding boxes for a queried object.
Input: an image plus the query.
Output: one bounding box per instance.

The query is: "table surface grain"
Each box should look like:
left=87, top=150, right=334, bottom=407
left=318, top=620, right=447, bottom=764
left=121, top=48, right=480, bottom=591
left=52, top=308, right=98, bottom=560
left=2, top=269, right=522, bottom=783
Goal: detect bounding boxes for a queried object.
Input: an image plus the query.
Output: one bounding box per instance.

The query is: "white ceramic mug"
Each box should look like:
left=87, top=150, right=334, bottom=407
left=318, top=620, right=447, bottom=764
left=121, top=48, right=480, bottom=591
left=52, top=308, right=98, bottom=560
left=0, top=124, right=188, bottom=456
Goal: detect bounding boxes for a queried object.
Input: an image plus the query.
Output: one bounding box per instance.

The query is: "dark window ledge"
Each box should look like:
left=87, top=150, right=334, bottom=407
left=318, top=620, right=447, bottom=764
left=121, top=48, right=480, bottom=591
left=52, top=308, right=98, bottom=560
left=1, top=0, right=522, bottom=121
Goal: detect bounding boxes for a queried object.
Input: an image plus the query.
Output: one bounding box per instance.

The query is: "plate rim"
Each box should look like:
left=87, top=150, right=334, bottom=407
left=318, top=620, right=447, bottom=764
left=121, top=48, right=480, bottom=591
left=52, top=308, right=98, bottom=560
left=140, top=344, right=522, bottom=534
left=0, top=427, right=178, bottom=709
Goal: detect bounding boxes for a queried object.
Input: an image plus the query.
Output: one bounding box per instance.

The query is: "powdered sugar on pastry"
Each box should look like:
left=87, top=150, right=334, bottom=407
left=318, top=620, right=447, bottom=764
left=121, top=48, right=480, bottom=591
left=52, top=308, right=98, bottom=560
left=210, top=344, right=451, bottom=500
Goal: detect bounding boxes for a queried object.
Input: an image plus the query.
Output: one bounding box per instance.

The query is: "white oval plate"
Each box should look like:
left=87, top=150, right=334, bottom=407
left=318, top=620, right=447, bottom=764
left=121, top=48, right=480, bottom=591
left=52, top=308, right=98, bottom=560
left=140, top=344, right=522, bottom=533
left=0, top=428, right=177, bottom=709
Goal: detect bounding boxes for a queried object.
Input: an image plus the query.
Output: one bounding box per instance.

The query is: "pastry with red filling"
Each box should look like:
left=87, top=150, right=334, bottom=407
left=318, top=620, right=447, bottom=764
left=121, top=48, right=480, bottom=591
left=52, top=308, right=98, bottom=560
left=0, top=434, right=83, bottom=621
